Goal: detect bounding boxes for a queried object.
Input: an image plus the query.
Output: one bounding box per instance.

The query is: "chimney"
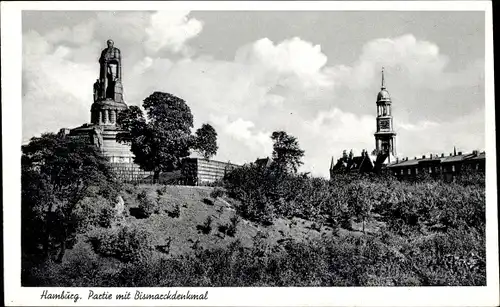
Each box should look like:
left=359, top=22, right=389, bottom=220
left=449, top=153, right=452, bottom=156
left=414, top=157, right=417, bottom=160
left=422, top=155, right=426, bottom=159
left=441, top=153, right=445, bottom=158
left=430, top=154, right=433, bottom=158
left=458, top=151, right=462, bottom=155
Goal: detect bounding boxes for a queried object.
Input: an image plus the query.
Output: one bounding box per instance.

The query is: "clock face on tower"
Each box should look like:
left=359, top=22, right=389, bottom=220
left=379, top=119, right=390, bottom=130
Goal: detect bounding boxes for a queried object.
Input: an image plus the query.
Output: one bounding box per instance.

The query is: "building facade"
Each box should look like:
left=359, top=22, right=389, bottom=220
left=181, top=158, right=240, bottom=186
left=388, top=150, right=485, bottom=182
left=330, top=150, right=374, bottom=176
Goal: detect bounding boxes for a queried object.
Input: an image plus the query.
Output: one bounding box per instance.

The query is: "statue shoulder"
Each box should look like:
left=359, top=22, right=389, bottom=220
left=99, top=48, right=107, bottom=61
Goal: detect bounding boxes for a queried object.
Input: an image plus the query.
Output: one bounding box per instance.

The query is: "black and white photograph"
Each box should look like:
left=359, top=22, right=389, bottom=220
left=2, top=1, right=498, bottom=306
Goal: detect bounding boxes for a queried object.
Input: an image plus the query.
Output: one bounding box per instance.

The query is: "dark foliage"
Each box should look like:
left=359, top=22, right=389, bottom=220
left=196, top=216, right=213, bottom=235
left=194, top=123, right=218, bottom=159
left=136, top=189, right=158, bottom=217
left=167, top=204, right=181, bottom=218
left=87, top=225, right=153, bottom=263
left=210, top=188, right=225, bottom=198
left=270, top=131, right=305, bottom=174
left=203, top=198, right=214, bottom=206
left=26, top=226, right=485, bottom=287
left=223, top=163, right=485, bottom=237
left=117, top=92, right=218, bottom=182
left=21, top=132, right=119, bottom=264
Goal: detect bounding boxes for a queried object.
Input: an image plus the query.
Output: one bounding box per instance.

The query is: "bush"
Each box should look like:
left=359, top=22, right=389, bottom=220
left=217, top=224, right=229, bottom=235
left=167, top=203, right=181, bottom=218
left=72, top=196, right=117, bottom=231
left=137, top=189, right=158, bottom=217
left=227, top=215, right=240, bottom=237
left=203, top=198, right=214, bottom=206
left=210, top=188, right=225, bottom=199
left=197, top=216, right=212, bottom=235
left=87, top=225, right=153, bottom=263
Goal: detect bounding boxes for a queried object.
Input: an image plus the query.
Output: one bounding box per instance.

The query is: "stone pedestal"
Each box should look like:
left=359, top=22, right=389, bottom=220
left=90, top=99, right=127, bottom=126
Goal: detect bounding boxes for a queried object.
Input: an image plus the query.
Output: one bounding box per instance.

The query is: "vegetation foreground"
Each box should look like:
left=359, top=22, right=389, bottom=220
left=22, top=144, right=485, bottom=286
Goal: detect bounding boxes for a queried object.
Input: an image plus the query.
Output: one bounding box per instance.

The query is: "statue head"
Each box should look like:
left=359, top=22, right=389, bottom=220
left=106, top=39, right=114, bottom=48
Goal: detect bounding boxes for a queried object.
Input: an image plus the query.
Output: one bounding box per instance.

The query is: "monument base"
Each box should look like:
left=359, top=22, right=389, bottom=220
left=64, top=123, right=152, bottom=181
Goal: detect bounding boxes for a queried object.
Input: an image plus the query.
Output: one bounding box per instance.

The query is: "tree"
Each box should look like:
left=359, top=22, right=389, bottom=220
left=118, top=92, right=199, bottom=183
left=21, top=133, right=118, bottom=263
left=194, top=123, right=218, bottom=159
left=270, top=131, right=305, bottom=174
left=347, top=182, right=376, bottom=234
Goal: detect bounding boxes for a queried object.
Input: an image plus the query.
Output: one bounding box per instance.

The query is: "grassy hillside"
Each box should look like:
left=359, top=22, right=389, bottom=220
left=25, top=171, right=485, bottom=287
left=110, top=184, right=379, bottom=258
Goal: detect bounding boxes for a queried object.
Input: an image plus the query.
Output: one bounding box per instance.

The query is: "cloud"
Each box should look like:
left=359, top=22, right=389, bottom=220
left=205, top=115, right=273, bottom=165
left=22, top=32, right=95, bottom=142
left=296, top=108, right=375, bottom=175
left=325, top=34, right=483, bottom=92
left=210, top=115, right=273, bottom=154
left=144, top=11, right=203, bottom=55
left=45, top=19, right=96, bottom=46
left=395, top=109, right=485, bottom=159
left=397, top=120, right=440, bottom=131
left=235, top=37, right=333, bottom=90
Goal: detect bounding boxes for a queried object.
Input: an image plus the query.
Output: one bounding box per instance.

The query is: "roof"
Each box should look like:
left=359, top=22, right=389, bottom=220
left=388, top=158, right=419, bottom=168
left=377, top=89, right=391, bottom=102
left=183, top=157, right=240, bottom=168
left=466, top=152, right=486, bottom=161
left=388, top=151, right=486, bottom=168
left=331, top=154, right=374, bottom=173
left=441, top=154, right=467, bottom=163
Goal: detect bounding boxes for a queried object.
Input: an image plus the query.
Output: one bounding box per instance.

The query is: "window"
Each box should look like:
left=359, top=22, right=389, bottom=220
left=401, top=169, right=403, bottom=175
left=476, top=163, right=479, bottom=170
left=452, top=165, right=456, bottom=172
left=429, top=167, right=432, bottom=174
left=408, top=169, right=411, bottom=175
left=415, top=168, right=418, bottom=175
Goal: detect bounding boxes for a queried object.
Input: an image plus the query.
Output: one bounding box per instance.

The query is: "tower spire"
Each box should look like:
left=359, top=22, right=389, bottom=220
left=381, top=66, right=386, bottom=90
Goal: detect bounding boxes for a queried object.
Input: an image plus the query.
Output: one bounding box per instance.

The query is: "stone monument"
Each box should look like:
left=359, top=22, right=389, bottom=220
left=91, top=39, right=127, bottom=126
left=61, top=39, right=152, bottom=181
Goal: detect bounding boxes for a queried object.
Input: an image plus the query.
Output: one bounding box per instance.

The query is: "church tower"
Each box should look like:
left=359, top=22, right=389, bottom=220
left=374, top=67, right=397, bottom=161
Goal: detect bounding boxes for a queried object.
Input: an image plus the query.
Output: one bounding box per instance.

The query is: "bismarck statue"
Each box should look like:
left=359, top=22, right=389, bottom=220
left=98, top=39, right=123, bottom=102
left=90, top=39, right=127, bottom=126
left=62, top=39, right=151, bottom=180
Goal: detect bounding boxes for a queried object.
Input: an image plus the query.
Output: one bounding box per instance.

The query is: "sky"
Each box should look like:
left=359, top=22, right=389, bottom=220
left=22, top=10, right=486, bottom=177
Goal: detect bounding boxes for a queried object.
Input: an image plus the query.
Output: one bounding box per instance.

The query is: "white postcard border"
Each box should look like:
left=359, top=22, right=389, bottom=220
left=2, top=1, right=497, bottom=306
